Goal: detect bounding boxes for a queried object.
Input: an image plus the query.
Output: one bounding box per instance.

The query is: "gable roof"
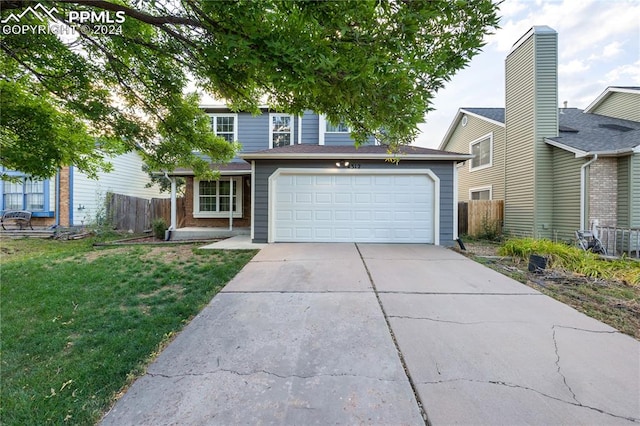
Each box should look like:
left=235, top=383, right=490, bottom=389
left=438, top=108, right=505, bottom=150
left=584, top=86, right=640, bottom=114
left=440, top=103, right=639, bottom=156
left=242, top=144, right=471, bottom=161
left=545, top=108, right=640, bottom=156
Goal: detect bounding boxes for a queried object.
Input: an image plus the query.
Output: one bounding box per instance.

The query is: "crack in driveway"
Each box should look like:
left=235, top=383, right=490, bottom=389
left=146, top=369, right=400, bottom=383
left=419, top=378, right=640, bottom=423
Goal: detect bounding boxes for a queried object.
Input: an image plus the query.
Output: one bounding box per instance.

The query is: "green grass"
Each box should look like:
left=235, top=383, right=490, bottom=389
left=499, top=238, right=640, bottom=285
left=0, top=237, right=256, bottom=425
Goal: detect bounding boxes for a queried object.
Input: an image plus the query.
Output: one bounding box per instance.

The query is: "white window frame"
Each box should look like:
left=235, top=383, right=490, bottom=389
left=193, top=177, right=243, bottom=218
left=469, top=133, right=493, bottom=172
left=325, top=119, right=350, bottom=133
left=208, top=113, right=238, bottom=142
left=469, top=185, right=493, bottom=201
left=3, top=177, right=45, bottom=211
left=269, top=113, right=294, bottom=149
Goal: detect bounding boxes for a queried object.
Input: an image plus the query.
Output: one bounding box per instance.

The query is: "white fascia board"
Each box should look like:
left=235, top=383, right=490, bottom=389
left=241, top=152, right=474, bottom=161
left=579, top=147, right=635, bottom=158
left=168, top=170, right=252, bottom=176
left=584, top=87, right=640, bottom=113
left=438, top=108, right=505, bottom=151
left=544, top=138, right=587, bottom=157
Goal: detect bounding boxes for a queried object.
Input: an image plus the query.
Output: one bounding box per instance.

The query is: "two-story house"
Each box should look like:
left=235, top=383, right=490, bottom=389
left=439, top=26, right=640, bottom=248
left=168, top=107, right=472, bottom=245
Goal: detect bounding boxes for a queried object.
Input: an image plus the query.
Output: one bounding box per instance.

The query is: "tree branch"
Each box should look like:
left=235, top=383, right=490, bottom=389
left=57, top=0, right=202, bottom=27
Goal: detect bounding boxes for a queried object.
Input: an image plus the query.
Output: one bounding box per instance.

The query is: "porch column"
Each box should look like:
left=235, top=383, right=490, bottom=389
left=170, top=177, right=177, bottom=230
left=229, top=177, right=234, bottom=231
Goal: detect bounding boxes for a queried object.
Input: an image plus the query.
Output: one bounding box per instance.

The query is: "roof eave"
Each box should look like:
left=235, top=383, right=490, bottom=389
left=439, top=108, right=505, bottom=151
left=168, top=169, right=252, bottom=177
left=584, top=86, right=640, bottom=114
left=544, top=138, right=588, bottom=157
left=241, top=152, right=473, bottom=161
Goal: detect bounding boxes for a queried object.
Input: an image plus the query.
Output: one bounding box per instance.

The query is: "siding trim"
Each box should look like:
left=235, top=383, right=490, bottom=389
left=267, top=168, right=440, bottom=245
left=469, top=185, right=493, bottom=200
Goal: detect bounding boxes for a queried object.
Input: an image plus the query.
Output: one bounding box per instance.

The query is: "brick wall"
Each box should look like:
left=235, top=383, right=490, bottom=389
left=588, top=158, right=617, bottom=227
left=183, top=176, right=251, bottom=228
left=58, top=167, right=71, bottom=227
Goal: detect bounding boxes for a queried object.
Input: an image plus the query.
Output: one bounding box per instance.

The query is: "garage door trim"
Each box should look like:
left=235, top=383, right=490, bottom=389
left=267, top=168, right=440, bottom=244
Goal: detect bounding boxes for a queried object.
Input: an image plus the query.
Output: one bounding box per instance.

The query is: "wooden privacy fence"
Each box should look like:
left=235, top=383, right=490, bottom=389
left=149, top=197, right=186, bottom=229
left=106, top=193, right=151, bottom=233
left=458, top=200, right=504, bottom=237
left=106, top=193, right=184, bottom=233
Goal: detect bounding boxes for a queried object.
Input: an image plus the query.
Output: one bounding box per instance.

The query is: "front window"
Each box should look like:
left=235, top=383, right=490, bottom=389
left=270, top=114, right=293, bottom=148
left=194, top=178, right=242, bottom=218
left=209, top=114, right=237, bottom=142
left=3, top=177, right=44, bottom=211
left=469, top=134, right=492, bottom=171
left=326, top=119, right=349, bottom=133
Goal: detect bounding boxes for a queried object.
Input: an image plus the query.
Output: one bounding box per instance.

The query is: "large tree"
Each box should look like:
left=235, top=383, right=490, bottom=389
left=0, top=0, right=499, bottom=180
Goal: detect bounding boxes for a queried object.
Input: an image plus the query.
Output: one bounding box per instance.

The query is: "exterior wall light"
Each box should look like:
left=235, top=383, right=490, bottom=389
left=335, top=160, right=350, bottom=168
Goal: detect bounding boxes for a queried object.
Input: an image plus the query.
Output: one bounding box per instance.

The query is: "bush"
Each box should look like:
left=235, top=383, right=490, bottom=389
left=152, top=218, right=168, bottom=240
left=499, top=238, right=640, bottom=285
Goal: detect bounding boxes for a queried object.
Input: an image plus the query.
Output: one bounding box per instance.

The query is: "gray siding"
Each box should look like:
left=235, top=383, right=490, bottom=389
left=551, top=148, right=582, bottom=242
left=301, top=110, right=319, bottom=144
left=442, top=114, right=505, bottom=201
left=251, top=160, right=456, bottom=245
left=324, top=133, right=357, bottom=146
left=592, top=92, right=640, bottom=122
left=237, top=112, right=269, bottom=153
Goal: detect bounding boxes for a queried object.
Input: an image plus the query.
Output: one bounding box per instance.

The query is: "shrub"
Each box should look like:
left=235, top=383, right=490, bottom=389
left=499, top=238, right=640, bottom=285
left=152, top=218, right=168, bottom=240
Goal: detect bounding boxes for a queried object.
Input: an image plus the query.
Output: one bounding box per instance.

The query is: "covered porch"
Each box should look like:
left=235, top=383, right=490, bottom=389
left=166, top=162, right=252, bottom=241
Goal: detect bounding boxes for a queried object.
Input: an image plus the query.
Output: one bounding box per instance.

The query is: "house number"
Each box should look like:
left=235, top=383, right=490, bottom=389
left=349, top=163, right=361, bottom=169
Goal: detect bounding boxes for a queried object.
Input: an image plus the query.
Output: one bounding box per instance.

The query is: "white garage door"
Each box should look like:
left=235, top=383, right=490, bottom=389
left=272, top=172, right=435, bottom=243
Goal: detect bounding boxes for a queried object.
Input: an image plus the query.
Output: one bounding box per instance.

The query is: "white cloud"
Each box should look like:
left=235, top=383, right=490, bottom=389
left=559, top=59, right=590, bottom=75
left=603, top=59, right=640, bottom=83
left=588, top=41, right=624, bottom=61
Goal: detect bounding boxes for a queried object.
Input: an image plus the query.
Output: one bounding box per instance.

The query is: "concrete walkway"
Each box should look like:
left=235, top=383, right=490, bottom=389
left=101, top=244, right=640, bottom=425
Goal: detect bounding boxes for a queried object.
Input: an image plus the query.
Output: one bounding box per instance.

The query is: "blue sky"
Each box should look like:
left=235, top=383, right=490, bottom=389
left=415, top=0, right=640, bottom=148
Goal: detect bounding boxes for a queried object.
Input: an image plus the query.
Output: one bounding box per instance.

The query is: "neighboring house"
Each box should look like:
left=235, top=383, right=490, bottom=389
left=1, top=151, right=165, bottom=228
left=439, top=26, right=640, bottom=242
left=169, top=107, right=471, bottom=245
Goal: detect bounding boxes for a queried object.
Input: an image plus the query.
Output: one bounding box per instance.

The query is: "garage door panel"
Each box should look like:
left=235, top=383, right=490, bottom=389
left=274, top=173, right=434, bottom=243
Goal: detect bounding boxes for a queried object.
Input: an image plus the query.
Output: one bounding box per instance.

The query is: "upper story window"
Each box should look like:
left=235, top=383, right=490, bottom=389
left=209, top=114, right=237, bottom=142
left=326, top=119, right=349, bottom=133
left=469, top=133, right=493, bottom=171
left=270, top=114, right=293, bottom=148
left=3, top=178, right=45, bottom=211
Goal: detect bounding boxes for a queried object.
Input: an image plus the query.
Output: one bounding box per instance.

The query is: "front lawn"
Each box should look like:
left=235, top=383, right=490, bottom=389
left=0, top=237, right=256, bottom=425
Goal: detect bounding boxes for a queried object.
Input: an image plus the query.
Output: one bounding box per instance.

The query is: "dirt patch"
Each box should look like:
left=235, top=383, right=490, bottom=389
left=456, top=241, right=640, bottom=340
left=83, top=246, right=131, bottom=262
left=138, top=284, right=184, bottom=300
left=138, top=245, right=197, bottom=264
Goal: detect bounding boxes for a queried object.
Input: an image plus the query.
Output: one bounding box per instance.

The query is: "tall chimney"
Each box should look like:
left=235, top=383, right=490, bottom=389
left=504, top=26, right=558, bottom=238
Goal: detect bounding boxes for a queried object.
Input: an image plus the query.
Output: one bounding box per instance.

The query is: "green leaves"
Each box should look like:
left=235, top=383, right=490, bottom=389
left=1, top=0, right=499, bottom=178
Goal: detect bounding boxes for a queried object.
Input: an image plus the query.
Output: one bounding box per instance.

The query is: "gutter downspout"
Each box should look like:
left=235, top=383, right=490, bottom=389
left=298, top=115, right=302, bottom=144
left=580, top=154, right=598, bottom=230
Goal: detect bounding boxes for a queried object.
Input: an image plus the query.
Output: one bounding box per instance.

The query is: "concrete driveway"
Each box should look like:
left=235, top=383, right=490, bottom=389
left=101, top=244, right=640, bottom=425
